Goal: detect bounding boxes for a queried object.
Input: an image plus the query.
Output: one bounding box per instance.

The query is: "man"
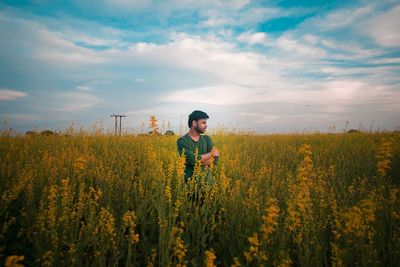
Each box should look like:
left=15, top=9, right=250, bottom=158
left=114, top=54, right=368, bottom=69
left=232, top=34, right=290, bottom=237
left=177, top=110, right=219, bottom=182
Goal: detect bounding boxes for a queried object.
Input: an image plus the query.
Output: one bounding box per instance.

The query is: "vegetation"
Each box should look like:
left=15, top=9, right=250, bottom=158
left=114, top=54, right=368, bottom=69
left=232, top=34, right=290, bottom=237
left=0, top=130, right=399, bottom=266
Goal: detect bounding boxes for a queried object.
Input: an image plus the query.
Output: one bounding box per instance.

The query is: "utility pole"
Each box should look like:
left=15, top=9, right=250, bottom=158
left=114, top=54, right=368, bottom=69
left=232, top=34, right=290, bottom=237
left=119, top=115, right=126, bottom=135
left=111, top=114, right=118, bottom=135
left=111, top=114, right=126, bottom=135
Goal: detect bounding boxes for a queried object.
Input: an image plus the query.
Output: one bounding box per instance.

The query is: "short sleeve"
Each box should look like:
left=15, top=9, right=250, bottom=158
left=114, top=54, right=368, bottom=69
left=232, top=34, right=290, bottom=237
left=206, top=135, right=214, bottom=152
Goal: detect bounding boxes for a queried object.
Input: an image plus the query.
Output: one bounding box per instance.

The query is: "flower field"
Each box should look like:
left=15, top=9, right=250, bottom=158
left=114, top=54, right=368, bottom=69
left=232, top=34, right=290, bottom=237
left=1, top=131, right=399, bottom=266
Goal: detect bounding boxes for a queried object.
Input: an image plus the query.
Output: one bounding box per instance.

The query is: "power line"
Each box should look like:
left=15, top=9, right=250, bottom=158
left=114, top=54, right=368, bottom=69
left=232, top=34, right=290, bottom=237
left=110, top=114, right=126, bottom=135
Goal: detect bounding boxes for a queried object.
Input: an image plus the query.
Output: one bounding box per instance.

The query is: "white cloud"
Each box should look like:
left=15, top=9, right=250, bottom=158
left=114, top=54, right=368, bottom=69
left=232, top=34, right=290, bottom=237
left=319, top=38, right=383, bottom=59
left=276, top=34, right=326, bottom=58
left=0, top=89, right=28, bottom=101
left=160, top=85, right=254, bottom=105
left=66, top=32, right=121, bottom=47
left=54, top=90, right=100, bottom=112
left=76, top=86, right=91, bottom=91
left=118, top=33, right=278, bottom=86
left=33, top=27, right=107, bottom=65
left=160, top=80, right=400, bottom=113
left=201, top=6, right=310, bottom=28
left=103, top=0, right=151, bottom=9
left=303, top=34, right=319, bottom=45
left=237, top=31, right=270, bottom=45
left=362, top=4, right=400, bottom=47
left=1, top=15, right=107, bottom=65
left=1, top=114, right=40, bottom=121
left=228, top=0, right=251, bottom=10
left=238, top=111, right=281, bottom=123
left=303, top=4, right=374, bottom=31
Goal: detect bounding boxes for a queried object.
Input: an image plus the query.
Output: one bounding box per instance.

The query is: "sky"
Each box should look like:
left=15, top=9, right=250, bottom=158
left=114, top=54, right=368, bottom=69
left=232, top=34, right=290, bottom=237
left=0, top=0, right=399, bottom=134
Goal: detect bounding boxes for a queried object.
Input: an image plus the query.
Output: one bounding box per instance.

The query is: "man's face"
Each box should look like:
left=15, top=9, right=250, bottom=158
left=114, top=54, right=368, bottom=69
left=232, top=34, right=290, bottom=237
left=193, top=119, right=207, bottom=133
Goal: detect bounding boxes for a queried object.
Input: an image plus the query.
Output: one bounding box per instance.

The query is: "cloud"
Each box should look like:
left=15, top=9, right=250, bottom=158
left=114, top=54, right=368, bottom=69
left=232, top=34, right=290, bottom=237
left=103, top=0, right=151, bottom=10
left=160, top=79, right=400, bottom=113
left=361, top=4, right=400, bottom=47
left=160, top=85, right=253, bottom=105
left=202, top=6, right=309, bottom=28
left=0, top=89, right=28, bottom=101
left=1, top=114, right=40, bottom=121
left=55, top=91, right=99, bottom=112
left=0, top=12, right=107, bottom=67
left=76, top=86, right=91, bottom=91
left=276, top=34, right=326, bottom=58
left=117, top=33, right=275, bottom=86
left=238, top=111, right=281, bottom=124
left=87, top=0, right=256, bottom=15
left=237, top=31, right=270, bottom=45
left=303, top=4, right=374, bottom=31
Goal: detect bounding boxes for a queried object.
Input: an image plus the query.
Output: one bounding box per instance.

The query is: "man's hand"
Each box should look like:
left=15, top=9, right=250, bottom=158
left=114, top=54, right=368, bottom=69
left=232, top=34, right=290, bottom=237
left=201, top=147, right=219, bottom=166
left=212, top=147, right=219, bottom=157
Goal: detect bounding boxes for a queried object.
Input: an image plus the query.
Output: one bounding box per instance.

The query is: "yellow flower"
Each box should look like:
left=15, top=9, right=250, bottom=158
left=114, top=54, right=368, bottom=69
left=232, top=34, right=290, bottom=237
left=244, top=233, right=267, bottom=263
left=341, top=196, right=377, bottom=240
left=376, top=138, right=393, bottom=177
left=204, top=249, right=217, bottom=267
left=261, top=198, right=280, bottom=243
left=169, top=224, right=187, bottom=266
left=97, top=207, right=117, bottom=247
left=165, top=184, right=172, bottom=204
left=133, top=233, right=140, bottom=244
left=73, top=155, right=86, bottom=171
left=5, top=255, right=24, bottom=267
left=173, top=236, right=187, bottom=263
left=285, top=144, right=314, bottom=244
left=230, top=257, right=241, bottom=267
left=122, top=210, right=139, bottom=244
left=147, top=249, right=158, bottom=267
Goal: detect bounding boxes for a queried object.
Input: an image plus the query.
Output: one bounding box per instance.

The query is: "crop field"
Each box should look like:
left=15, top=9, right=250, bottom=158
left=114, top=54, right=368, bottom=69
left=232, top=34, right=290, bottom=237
left=0, top=131, right=399, bottom=266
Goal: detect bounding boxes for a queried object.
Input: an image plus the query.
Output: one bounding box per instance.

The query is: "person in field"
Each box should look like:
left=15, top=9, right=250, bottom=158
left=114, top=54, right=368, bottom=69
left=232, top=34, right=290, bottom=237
left=177, top=110, right=219, bottom=182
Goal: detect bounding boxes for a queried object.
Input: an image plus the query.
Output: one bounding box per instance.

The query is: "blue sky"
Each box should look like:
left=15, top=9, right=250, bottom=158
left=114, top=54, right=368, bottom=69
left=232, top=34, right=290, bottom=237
left=0, top=0, right=399, bottom=133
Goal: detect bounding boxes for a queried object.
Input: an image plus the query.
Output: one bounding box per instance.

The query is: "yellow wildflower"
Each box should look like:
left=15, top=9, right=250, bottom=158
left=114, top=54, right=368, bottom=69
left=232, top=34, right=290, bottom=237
left=244, top=233, right=267, bottom=263
left=165, top=184, right=172, bottom=204
left=376, top=138, right=393, bottom=177
left=261, top=198, right=280, bottom=243
left=230, top=257, right=241, bottom=267
left=5, top=255, right=24, bottom=267
left=204, top=249, right=217, bottom=267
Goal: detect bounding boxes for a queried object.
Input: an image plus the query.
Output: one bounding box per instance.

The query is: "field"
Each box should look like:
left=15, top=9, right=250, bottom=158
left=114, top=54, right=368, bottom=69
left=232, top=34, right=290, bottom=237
left=1, top=131, right=399, bottom=266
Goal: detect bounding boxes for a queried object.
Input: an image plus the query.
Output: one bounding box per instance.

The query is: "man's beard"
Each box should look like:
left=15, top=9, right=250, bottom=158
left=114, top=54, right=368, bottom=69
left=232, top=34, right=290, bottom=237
left=195, top=125, right=205, bottom=134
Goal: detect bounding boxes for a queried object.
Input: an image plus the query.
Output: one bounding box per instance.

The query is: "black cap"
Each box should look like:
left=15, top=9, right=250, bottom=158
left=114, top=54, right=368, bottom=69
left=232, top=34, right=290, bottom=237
left=188, top=110, right=209, bottom=128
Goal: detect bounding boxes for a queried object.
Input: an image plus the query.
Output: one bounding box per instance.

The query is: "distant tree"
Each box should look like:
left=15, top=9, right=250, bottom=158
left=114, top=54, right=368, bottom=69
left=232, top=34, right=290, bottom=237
left=25, top=131, right=37, bottom=136
left=40, top=130, right=58, bottom=136
left=148, top=131, right=162, bottom=136
left=347, top=129, right=360, bottom=134
left=164, top=130, right=175, bottom=136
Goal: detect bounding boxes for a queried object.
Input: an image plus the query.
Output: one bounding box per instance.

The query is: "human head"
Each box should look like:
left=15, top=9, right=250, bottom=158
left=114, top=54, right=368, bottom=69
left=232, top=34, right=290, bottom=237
left=188, top=110, right=209, bottom=133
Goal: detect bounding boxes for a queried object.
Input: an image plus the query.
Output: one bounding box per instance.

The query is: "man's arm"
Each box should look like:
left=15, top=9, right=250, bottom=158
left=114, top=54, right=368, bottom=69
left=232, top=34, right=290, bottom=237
left=205, top=136, right=219, bottom=165
left=201, top=147, right=219, bottom=165
left=200, top=151, right=213, bottom=165
left=177, top=138, right=218, bottom=166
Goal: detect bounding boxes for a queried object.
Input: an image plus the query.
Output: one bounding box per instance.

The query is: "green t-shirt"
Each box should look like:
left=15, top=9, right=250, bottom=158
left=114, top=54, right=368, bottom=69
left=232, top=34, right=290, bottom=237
left=177, top=134, right=217, bottom=182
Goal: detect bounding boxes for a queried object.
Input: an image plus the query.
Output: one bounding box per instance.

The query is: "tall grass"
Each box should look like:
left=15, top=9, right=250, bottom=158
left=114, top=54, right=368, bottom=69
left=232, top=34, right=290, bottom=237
left=0, top=131, right=399, bottom=266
